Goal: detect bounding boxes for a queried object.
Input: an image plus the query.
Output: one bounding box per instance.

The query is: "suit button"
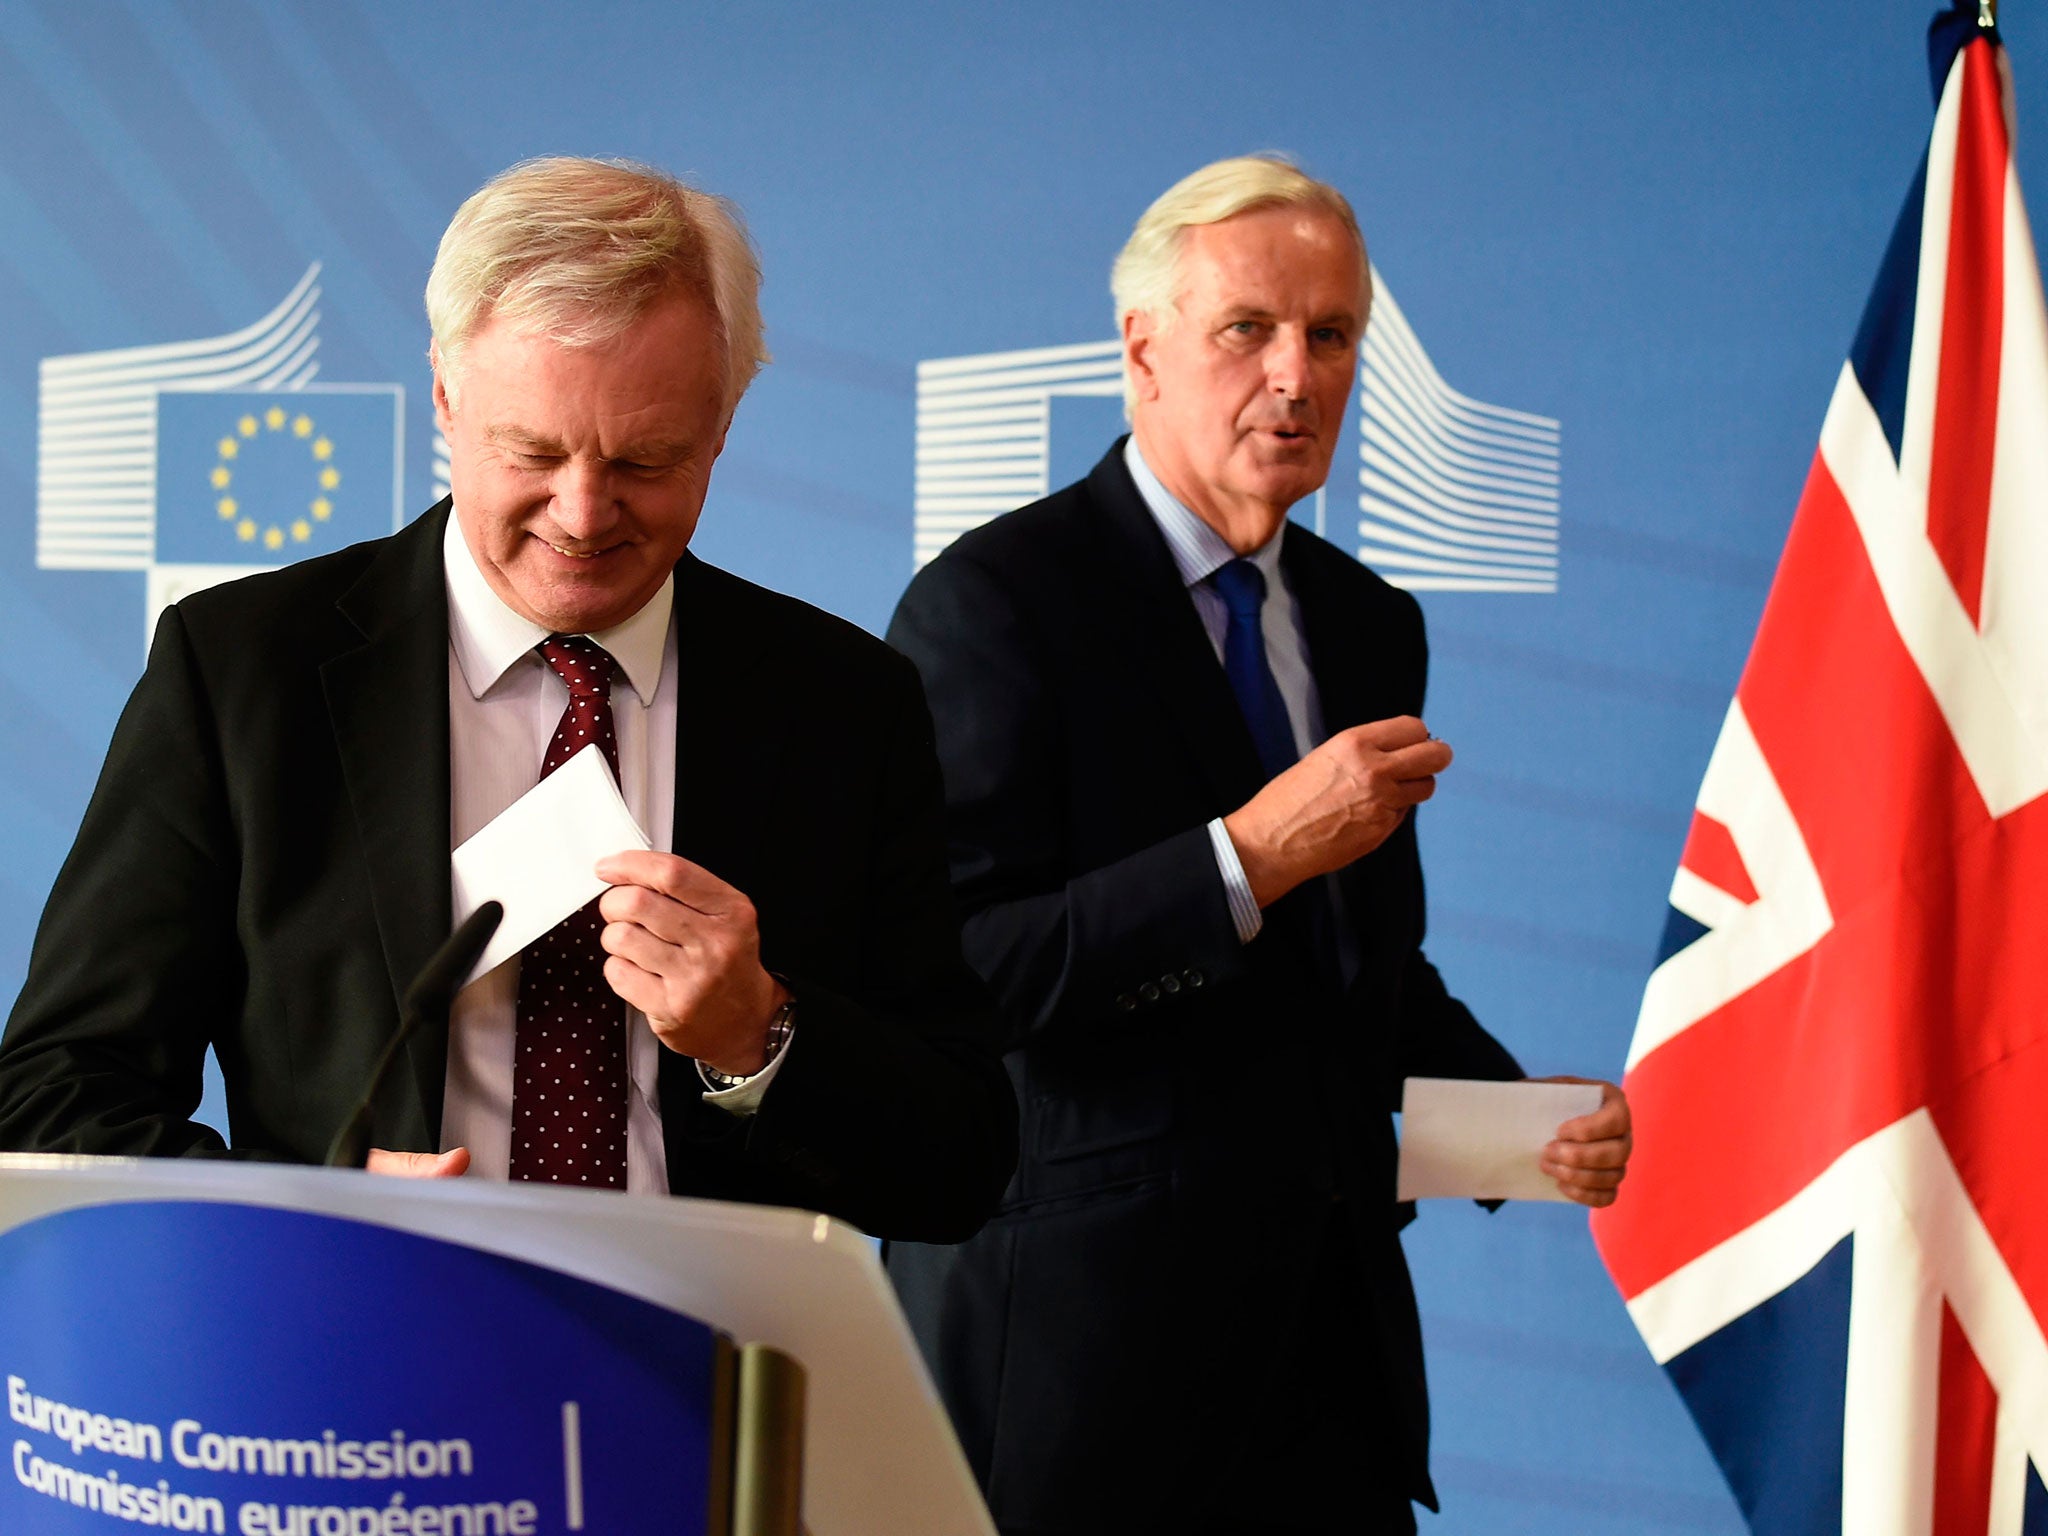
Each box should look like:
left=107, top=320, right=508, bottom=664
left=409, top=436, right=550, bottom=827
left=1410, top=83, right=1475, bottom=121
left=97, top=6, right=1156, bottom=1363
left=1160, top=974, right=1181, bottom=995
left=1115, top=993, right=1138, bottom=1012
left=1184, top=969, right=1205, bottom=988
left=1139, top=982, right=1161, bottom=1003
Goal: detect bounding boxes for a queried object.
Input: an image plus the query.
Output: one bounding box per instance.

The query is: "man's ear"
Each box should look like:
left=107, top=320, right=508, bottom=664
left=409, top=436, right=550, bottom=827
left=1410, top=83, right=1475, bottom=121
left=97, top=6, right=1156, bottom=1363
left=429, top=342, right=456, bottom=437
left=1122, top=310, right=1164, bottom=405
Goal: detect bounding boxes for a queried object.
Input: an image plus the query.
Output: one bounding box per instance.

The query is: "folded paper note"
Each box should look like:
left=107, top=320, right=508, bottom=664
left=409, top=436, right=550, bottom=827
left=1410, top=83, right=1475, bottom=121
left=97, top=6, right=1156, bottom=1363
left=449, top=743, right=652, bottom=987
left=1396, top=1077, right=1605, bottom=1202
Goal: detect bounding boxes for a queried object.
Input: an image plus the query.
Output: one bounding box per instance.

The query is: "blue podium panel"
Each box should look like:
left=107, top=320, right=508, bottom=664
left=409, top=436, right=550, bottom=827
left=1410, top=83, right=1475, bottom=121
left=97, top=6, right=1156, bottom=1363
left=0, top=1201, right=719, bottom=1536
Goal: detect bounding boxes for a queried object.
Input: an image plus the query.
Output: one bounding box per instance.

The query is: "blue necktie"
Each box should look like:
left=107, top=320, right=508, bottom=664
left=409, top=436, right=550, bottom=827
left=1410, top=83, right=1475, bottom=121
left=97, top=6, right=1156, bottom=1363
left=1212, top=558, right=1349, bottom=986
left=1210, top=558, right=1298, bottom=781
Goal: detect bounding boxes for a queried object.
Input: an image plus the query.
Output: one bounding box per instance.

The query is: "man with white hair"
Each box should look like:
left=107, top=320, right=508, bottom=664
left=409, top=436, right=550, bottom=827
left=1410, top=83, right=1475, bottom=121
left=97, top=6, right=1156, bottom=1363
left=0, top=157, right=1016, bottom=1242
left=886, top=156, right=1632, bottom=1531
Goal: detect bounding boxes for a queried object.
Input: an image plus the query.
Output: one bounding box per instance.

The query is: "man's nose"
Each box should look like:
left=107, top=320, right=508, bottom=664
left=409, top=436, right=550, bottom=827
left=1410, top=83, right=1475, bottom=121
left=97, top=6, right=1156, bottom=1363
left=550, top=459, right=618, bottom=537
left=1265, top=329, right=1312, bottom=401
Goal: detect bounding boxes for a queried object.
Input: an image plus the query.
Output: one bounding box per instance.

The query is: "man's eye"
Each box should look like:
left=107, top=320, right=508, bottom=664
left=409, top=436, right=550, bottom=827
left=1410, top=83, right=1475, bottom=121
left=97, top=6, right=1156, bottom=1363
left=1312, top=327, right=1352, bottom=347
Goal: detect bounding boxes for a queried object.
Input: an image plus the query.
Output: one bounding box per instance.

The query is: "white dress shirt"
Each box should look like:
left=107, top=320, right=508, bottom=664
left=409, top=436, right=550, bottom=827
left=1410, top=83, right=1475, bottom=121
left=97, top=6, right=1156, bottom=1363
left=1124, top=438, right=1331, bottom=947
left=437, top=515, right=784, bottom=1194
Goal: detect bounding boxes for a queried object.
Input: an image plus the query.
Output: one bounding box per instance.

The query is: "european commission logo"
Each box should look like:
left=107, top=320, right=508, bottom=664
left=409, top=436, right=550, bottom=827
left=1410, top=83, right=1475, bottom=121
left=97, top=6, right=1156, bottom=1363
left=35, top=264, right=404, bottom=649
left=913, top=265, right=1561, bottom=594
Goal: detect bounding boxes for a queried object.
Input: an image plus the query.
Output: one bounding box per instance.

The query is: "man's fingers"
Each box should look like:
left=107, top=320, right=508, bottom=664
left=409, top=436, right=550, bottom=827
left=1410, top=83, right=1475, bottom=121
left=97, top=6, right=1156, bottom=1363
left=601, top=918, right=690, bottom=976
left=1543, top=1156, right=1627, bottom=1183
left=365, top=1147, right=470, bottom=1179
left=595, top=849, right=738, bottom=911
left=1537, top=1078, right=1632, bottom=1207
left=1555, top=1106, right=1630, bottom=1142
left=1550, top=1176, right=1623, bottom=1209
left=1347, top=715, right=1433, bottom=751
left=1544, top=1136, right=1631, bottom=1172
left=1553, top=1080, right=1631, bottom=1143
left=1392, top=776, right=1437, bottom=809
left=1381, top=739, right=1453, bottom=781
left=1544, top=1171, right=1626, bottom=1203
left=598, top=881, right=709, bottom=943
left=602, top=952, right=667, bottom=1017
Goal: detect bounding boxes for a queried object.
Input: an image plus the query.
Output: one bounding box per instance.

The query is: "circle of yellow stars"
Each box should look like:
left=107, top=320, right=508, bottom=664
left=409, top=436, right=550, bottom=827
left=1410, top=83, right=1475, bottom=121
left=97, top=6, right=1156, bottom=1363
left=211, top=404, right=341, bottom=552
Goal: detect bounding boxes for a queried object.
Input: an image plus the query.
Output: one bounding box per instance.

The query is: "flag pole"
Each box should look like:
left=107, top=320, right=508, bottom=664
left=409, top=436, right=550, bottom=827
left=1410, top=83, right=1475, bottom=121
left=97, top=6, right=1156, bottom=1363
left=1980, top=0, right=1996, bottom=28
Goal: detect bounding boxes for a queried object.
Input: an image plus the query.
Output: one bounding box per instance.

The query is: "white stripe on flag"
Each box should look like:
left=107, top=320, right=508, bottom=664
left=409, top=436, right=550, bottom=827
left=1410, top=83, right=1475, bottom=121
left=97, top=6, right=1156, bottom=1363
left=1898, top=57, right=1966, bottom=514
left=1981, top=161, right=2048, bottom=771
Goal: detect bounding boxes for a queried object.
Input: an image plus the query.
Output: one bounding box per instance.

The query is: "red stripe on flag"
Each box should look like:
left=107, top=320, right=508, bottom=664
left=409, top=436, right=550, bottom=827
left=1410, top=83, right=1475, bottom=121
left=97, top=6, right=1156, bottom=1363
left=1594, top=451, right=2048, bottom=1297
left=1927, top=40, right=2008, bottom=626
left=1934, top=1304, right=1997, bottom=1536
left=1679, top=810, right=1757, bottom=904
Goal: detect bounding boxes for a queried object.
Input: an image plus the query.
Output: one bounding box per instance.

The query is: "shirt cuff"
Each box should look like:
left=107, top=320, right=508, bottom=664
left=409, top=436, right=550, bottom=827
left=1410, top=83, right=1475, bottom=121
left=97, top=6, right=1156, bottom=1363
left=1206, top=818, right=1263, bottom=945
left=696, top=1028, right=794, bottom=1117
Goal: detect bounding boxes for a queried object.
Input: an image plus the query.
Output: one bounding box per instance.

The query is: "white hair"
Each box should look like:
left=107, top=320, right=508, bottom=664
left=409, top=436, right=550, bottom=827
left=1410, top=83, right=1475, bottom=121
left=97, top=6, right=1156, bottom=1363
left=1110, top=154, right=1368, bottom=410
left=426, top=156, right=769, bottom=418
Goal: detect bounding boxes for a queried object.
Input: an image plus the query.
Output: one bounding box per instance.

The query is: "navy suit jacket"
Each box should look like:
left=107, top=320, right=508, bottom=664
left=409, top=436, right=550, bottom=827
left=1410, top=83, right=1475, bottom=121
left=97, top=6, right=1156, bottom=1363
left=0, top=501, right=1017, bottom=1243
left=884, top=443, right=1521, bottom=1527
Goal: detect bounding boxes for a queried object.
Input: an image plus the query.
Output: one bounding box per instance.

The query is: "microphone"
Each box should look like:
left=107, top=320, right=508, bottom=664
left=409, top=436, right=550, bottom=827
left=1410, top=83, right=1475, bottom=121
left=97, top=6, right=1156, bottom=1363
left=325, top=901, right=503, bottom=1170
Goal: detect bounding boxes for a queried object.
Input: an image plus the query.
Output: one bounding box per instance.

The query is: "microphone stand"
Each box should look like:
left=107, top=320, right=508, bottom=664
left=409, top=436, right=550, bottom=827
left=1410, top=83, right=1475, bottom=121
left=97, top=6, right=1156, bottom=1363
left=325, top=901, right=503, bottom=1170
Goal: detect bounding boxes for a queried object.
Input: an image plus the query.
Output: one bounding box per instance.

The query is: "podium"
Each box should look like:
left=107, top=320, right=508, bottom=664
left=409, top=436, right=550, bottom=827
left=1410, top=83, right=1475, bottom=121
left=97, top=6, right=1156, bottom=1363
left=0, top=1155, right=996, bottom=1536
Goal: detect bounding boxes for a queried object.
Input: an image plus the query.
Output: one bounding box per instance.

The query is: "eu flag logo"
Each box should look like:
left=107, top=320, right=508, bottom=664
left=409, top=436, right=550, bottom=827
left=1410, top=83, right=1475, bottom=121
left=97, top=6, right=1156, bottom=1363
left=154, top=388, right=401, bottom=565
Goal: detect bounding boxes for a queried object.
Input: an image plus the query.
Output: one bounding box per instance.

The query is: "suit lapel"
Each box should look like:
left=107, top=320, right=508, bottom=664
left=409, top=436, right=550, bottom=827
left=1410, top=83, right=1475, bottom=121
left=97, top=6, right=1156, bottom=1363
left=666, top=555, right=794, bottom=901
left=1084, top=445, right=1266, bottom=813
left=1282, top=526, right=1410, bottom=735
left=322, top=502, right=456, bottom=1144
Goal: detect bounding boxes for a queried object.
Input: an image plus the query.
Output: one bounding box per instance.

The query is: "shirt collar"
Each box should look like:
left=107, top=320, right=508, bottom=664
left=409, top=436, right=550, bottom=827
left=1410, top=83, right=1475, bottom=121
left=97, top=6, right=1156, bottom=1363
left=1123, top=437, right=1287, bottom=592
left=442, top=511, right=672, bottom=706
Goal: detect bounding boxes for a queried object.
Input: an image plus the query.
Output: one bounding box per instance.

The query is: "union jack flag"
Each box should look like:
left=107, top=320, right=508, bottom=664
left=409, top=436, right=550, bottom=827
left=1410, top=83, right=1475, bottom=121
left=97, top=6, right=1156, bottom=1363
left=1591, top=7, right=2048, bottom=1532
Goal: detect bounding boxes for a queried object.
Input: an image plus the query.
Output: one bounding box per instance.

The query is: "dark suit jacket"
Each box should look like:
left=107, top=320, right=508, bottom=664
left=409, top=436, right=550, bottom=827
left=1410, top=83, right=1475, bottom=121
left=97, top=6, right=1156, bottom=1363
left=0, top=501, right=1016, bottom=1243
left=883, top=443, right=1522, bottom=1529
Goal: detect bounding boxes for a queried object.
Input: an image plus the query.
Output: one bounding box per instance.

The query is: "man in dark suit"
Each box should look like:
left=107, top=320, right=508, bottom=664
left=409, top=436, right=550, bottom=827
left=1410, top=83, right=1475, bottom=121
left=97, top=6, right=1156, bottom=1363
left=0, top=156, right=1014, bottom=1244
left=885, top=156, right=1632, bottom=1530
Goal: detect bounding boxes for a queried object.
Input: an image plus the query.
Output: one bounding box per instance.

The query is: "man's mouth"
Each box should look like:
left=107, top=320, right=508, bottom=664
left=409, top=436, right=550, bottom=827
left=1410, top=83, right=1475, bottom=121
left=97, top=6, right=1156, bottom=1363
left=538, top=535, right=610, bottom=560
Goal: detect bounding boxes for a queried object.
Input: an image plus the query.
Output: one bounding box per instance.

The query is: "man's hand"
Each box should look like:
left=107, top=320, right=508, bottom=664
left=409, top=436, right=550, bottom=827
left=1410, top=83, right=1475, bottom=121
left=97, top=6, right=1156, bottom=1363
left=594, top=850, right=785, bottom=1078
left=1538, top=1077, right=1632, bottom=1208
left=1222, top=716, right=1450, bottom=908
left=366, top=1147, right=470, bottom=1178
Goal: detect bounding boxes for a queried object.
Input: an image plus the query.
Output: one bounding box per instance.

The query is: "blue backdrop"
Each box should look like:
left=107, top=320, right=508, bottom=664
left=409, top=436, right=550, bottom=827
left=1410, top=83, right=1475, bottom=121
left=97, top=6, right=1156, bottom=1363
left=4, top=4, right=2043, bottom=1530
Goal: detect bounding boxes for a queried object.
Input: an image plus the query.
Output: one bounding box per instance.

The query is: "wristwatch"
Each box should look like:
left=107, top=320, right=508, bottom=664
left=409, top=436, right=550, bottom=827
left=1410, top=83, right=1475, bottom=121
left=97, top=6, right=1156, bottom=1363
left=699, top=983, right=796, bottom=1091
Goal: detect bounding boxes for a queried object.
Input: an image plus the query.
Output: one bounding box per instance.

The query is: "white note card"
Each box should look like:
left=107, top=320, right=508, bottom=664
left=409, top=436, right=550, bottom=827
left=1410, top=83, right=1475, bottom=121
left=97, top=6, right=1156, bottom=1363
left=449, top=744, right=652, bottom=987
left=1395, top=1077, right=1604, bottom=1202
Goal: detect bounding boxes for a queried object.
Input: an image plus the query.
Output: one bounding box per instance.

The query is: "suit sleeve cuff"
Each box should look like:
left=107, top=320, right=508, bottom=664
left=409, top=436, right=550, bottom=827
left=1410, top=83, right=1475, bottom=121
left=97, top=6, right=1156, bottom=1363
left=1206, top=818, right=1263, bottom=945
left=696, top=1027, right=794, bottom=1116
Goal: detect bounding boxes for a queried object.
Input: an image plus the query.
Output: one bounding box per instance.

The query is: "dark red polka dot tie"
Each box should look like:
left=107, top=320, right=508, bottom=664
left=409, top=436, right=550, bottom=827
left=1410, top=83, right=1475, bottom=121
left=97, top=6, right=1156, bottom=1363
left=508, top=635, right=629, bottom=1188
